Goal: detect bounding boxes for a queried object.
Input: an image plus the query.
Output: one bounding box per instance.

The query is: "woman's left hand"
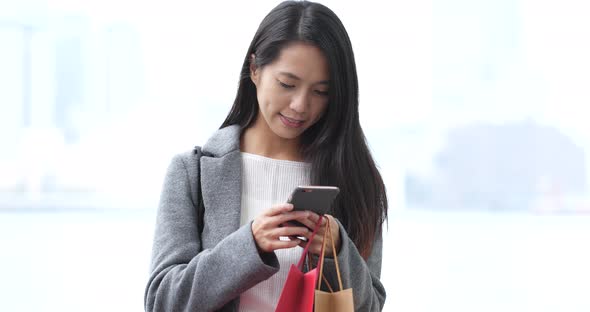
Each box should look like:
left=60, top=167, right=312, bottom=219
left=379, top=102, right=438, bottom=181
left=291, top=213, right=341, bottom=257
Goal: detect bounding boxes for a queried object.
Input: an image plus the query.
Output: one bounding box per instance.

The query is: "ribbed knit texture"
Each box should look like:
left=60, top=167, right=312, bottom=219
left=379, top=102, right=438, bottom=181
left=238, top=152, right=311, bottom=312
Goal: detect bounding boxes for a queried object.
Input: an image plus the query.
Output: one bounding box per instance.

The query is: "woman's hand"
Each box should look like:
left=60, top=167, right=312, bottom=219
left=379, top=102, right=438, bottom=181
left=251, top=203, right=312, bottom=253
left=296, top=214, right=341, bottom=257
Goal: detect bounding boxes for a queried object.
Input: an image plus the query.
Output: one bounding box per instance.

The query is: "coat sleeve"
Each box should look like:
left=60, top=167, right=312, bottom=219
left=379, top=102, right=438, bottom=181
left=319, top=219, right=387, bottom=311
left=144, top=153, right=279, bottom=312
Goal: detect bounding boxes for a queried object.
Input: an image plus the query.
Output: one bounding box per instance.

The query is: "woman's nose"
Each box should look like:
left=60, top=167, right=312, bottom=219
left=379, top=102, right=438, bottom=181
left=289, top=91, right=310, bottom=113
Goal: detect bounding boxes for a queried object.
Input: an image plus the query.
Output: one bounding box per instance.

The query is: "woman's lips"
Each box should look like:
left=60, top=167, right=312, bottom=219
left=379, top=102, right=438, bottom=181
left=279, top=114, right=304, bottom=128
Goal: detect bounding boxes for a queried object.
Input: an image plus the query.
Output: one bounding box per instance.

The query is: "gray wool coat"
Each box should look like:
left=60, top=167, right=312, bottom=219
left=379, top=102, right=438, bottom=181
left=144, top=125, right=386, bottom=311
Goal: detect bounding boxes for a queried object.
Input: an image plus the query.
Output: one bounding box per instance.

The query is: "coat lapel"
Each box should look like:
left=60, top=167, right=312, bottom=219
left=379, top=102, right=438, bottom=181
left=199, top=125, right=243, bottom=247
left=200, top=152, right=242, bottom=245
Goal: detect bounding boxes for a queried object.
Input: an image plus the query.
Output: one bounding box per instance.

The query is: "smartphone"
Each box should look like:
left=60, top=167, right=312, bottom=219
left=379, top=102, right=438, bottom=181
left=287, top=185, right=340, bottom=215
left=284, top=185, right=340, bottom=234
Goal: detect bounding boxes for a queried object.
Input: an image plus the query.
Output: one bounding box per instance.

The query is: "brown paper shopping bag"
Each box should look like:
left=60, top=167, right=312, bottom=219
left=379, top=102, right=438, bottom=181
left=314, top=217, right=354, bottom=312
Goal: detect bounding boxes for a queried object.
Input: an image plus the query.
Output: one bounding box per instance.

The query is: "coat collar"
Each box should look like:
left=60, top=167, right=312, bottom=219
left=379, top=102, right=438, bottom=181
left=202, top=124, right=242, bottom=157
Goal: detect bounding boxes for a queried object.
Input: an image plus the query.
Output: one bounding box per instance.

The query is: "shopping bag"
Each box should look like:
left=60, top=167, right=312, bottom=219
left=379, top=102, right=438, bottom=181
left=275, top=217, right=323, bottom=312
left=314, top=217, right=354, bottom=312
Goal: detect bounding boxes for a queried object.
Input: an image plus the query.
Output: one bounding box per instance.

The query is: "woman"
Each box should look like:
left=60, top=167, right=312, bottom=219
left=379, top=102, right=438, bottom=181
left=144, top=1, right=388, bottom=311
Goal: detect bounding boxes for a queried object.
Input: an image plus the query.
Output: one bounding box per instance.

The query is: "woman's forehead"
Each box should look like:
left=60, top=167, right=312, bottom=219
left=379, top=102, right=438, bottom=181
left=268, top=42, right=330, bottom=83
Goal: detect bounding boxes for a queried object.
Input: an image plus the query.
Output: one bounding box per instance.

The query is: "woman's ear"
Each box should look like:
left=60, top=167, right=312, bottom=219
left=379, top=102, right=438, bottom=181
left=249, top=54, right=259, bottom=86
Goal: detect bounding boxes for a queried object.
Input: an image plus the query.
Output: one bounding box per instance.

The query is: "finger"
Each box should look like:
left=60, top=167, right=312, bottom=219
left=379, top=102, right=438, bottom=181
left=307, top=211, right=323, bottom=223
left=298, top=239, right=308, bottom=249
left=324, top=215, right=339, bottom=234
left=264, top=203, right=294, bottom=217
left=281, top=239, right=303, bottom=249
left=303, top=239, right=323, bottom=255
left=294, top=231, right=321, bottom=254
left=306, top=218, right=330, bottom=241
left=320, top=214, right=329, bottom=225
left=289, top=234, right=307, bottom=242
left=298, top=236, right=319, bottom=251
left=263, top=238, right=301, bottom=252
left=280, top=222, right=294, bottom=227
left=272, top=225, right=310, bottom=238
left=271, top=210, right=311, bottom=227
left=295, top=215, right=320, bottom=231
left=281, top=220, right=310, bottom=230
left=324, top=214, right=334, bottom=223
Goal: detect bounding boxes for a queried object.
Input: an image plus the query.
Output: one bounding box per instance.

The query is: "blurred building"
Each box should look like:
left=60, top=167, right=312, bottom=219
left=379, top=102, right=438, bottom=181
left=405, top=120, right=587, bottom=212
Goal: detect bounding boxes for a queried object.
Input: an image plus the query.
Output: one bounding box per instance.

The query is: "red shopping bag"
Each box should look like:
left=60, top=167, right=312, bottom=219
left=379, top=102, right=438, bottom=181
left=275, top=217, right=323, bottom=312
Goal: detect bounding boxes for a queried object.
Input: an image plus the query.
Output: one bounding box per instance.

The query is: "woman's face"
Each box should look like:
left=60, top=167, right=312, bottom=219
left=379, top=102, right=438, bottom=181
left=250, top=42, right=330, bottom=140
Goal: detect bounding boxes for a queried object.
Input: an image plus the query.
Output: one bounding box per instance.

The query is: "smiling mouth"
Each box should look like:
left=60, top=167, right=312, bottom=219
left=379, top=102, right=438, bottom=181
left=280, top=114, right=304, bottom=123
left=279, top=113, right=305, bottom=128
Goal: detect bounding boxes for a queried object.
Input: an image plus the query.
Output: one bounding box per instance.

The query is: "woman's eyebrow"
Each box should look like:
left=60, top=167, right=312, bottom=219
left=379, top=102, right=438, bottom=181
left=278, top=71, right=329, bottom=85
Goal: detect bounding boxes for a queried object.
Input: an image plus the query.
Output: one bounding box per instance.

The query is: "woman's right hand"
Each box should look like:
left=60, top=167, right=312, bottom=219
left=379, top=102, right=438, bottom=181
left=251, top=203, right=312, bottom=253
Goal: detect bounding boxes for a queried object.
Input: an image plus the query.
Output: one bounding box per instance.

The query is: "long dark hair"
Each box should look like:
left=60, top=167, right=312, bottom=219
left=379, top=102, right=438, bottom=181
left=221, top=0, right=387, bottom=258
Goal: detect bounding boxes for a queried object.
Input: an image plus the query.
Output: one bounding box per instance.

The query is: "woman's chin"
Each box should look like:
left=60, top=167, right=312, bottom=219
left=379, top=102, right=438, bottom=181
left=271, top=125, right=304, bottom=140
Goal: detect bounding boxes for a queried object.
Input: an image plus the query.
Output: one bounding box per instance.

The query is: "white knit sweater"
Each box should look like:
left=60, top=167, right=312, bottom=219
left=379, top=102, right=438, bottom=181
left=238, top=152, right=311, bottom=312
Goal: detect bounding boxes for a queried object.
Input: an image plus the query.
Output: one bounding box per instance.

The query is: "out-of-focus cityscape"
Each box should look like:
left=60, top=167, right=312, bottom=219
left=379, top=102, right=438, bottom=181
left=1, top=8, right=146, bottom=208
left=406, top=121, right=588, bottom=213
left=2, top=1, right=589, bottom=214
left=1, top=0, right=589, bottom=311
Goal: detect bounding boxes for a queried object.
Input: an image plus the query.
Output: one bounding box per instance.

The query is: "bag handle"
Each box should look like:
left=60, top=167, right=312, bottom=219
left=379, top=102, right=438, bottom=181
left=296, top=216, right=324, bottom=269
left=307, top=249, right=334, bottom=293
left=316, top=216, right=344, bottom=292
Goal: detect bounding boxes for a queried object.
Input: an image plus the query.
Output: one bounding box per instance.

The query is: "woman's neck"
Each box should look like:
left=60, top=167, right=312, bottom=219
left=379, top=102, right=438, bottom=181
left=240, top=122, right=304, bottom=162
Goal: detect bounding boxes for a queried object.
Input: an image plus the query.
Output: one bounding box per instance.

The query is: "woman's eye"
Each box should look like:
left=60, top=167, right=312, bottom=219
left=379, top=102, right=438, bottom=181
left=279, top=81, right=295, bottom=89
left=315, top=90, right=329, bottom=96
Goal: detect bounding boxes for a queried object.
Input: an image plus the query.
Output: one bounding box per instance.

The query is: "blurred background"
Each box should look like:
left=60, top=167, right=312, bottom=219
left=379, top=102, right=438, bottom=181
left=1, top=0, right=589, bottom=311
